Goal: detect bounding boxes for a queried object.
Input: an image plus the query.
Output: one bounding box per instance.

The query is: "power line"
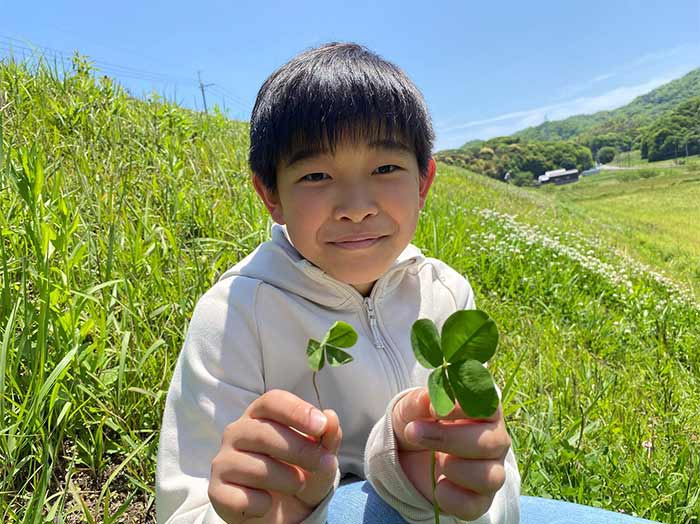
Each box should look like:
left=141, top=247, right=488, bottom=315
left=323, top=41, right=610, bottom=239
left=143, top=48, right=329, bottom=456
left=0, top=34, right=251, bottom=114
left=0, top=36, right=198, bottom=85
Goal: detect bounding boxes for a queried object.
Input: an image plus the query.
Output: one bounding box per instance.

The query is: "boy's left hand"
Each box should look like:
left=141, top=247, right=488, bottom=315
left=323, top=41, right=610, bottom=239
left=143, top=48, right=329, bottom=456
left=392, top=387, right=511, bottom=521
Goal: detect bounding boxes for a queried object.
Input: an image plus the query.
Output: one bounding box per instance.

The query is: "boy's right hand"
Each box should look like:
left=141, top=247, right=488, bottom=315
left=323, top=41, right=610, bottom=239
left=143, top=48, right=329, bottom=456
left=208, top=389, right=342, bottom=524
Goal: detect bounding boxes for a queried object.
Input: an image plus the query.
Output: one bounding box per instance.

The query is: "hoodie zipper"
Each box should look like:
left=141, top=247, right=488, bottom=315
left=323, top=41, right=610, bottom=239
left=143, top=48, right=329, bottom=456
left=295, top=253, right=421, bottom=394
left=363, top=296, right=404, bottom=393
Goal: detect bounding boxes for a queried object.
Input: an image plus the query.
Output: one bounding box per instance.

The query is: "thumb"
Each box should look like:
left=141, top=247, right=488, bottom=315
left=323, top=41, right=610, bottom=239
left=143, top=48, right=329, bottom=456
left=295, top=409, right=340, bottom=507
left=393, top=387, right=434, bottom=451
left=320, top=408, right=342, bottom=454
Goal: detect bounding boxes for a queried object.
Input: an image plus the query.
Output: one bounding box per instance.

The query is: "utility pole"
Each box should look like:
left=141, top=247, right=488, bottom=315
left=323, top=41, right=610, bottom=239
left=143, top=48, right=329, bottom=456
left=198, top=71, right=214, bottom=114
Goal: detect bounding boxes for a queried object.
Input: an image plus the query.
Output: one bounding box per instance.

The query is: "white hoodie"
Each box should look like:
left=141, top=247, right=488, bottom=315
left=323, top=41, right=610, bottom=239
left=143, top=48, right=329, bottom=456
left=156, top=224, right=520, bottom=524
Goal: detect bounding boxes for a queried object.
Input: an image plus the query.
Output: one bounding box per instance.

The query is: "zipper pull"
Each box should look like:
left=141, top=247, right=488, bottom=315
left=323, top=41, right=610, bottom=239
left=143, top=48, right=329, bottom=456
left=364, top=297, right=385, bottom=350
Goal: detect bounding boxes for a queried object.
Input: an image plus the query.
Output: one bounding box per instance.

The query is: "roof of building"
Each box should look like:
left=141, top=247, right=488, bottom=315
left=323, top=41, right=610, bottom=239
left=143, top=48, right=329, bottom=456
left=544, top=168, right=579, bottom=177
left=538, top=168, right=579, bottom=182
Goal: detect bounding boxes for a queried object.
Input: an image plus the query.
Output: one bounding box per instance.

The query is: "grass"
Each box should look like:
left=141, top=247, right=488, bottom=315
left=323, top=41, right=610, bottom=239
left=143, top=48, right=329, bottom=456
left=541, top=166, right=700, bottom=298
left=1, top=56, right=699, bottom=523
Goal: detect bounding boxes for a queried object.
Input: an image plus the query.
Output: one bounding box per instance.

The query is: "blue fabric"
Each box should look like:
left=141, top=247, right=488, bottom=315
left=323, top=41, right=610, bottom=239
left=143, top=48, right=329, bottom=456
left=327, top=480, right=661, bottom=524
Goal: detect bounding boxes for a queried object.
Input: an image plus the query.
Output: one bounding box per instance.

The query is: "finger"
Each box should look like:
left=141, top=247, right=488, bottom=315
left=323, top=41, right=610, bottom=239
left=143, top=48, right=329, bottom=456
left=208, top=478, right=272, bottom=523
left=320, top=409, right=342, bottom=453
left=214, top=449, right=306, bottom=496
left=393, top=388, right=434, bottom=451
left=403, top=414, right=510, bottom=458
left=246, top=389, right=329, bottom=438
left=431, top=402, right=503, bottom=422
left=438, top=454, right=507, bottom=497
left=435, top=477, right=494, bottom=522
left=296, top=444, right=338, bottom=508
left=230, top=418, right=335, bottom=473
left=295, top=409, right=341, bottom=508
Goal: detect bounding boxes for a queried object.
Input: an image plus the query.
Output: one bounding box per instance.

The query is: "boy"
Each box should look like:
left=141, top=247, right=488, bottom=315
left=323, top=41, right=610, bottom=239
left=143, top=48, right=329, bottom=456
left=156, top=42, right=520, bottom=524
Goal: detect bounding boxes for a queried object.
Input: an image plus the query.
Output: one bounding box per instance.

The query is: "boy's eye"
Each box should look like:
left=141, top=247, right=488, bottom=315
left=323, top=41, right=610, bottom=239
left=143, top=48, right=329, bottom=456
left=375, top=165, right=400, bottom=174
left=301, top=172, right=330, bottom=182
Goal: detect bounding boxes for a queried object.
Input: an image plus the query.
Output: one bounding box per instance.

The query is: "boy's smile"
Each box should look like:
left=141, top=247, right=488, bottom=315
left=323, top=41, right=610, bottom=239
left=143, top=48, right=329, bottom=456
left=253, top=138, right=435, bottom=296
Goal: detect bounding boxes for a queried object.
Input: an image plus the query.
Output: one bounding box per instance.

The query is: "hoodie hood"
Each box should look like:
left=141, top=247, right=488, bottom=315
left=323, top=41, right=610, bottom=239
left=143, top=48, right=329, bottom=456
left=218, top=224, right=425, bottom=310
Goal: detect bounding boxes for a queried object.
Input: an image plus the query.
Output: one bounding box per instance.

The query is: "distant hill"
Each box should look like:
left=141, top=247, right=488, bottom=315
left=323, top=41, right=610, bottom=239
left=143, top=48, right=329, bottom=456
left=506, top=68, right=700, bottom=144
left=440, top=68, right=700, bottom=179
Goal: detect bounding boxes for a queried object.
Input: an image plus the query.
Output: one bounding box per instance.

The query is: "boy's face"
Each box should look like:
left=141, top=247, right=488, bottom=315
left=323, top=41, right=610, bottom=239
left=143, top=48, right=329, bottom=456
left=252, top=138, right=435, bottom=296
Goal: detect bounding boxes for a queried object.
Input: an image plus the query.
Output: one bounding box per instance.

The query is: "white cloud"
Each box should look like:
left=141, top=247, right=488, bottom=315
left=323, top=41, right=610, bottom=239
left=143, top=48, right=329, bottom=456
left=556, top=44, right=697, bottom=100
left=435, top=74, right=680, bottom=150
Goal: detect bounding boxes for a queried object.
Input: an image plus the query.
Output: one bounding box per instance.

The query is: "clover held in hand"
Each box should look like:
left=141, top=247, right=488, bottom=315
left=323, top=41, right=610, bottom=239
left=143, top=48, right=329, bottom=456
left=306, top=321, right=357, bottom=411
left=411, top=310, right=499, bottom=419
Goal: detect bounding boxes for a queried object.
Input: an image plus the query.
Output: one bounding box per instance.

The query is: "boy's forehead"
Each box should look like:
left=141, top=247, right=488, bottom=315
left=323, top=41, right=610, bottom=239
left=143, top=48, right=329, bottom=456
left=284, top=137, right=413, bottom=168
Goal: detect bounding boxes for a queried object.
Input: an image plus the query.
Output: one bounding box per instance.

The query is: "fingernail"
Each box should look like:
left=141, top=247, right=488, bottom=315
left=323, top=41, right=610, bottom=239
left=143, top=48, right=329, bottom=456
left=320, top=453, right=337, bottom=471
left=309, top=410, right=327, bottom=433
left=407, top=422, right=440, bottom=442
left=405, top=422, right=424, bottom=442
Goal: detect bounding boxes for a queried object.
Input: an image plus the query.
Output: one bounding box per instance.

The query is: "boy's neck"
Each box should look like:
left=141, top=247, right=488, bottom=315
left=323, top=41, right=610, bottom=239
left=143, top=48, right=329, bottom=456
left=352, top=281, right=376, bottom=297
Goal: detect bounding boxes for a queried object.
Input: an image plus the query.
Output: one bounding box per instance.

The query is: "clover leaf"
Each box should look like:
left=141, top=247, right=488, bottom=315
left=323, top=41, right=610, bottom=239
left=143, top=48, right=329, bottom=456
left=411, top=309, right=499, bottom=419
left=306, top=321, right=357, bottom=410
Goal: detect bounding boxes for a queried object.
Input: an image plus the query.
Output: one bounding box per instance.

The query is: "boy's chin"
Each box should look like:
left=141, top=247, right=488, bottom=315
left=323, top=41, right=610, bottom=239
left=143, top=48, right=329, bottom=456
left=330, top=269, right=384, bottom=294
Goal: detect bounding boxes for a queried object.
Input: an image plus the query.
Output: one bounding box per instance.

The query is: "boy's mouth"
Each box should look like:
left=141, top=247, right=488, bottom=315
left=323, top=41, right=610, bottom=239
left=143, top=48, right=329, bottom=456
left=330, top=235, right=387, bottom=250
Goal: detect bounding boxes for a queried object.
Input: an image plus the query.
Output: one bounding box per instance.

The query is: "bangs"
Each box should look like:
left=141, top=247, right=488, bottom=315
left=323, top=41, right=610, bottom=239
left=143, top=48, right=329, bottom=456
left=249, top=42, right=434, bottom=191
left=281, top=117, right=413, bottom=168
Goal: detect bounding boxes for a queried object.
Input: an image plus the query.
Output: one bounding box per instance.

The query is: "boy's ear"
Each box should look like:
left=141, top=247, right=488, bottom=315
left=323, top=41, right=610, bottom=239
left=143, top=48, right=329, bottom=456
left=251, top=174, right=286, bottom=224
left=418, top=158, right=436, bottom=210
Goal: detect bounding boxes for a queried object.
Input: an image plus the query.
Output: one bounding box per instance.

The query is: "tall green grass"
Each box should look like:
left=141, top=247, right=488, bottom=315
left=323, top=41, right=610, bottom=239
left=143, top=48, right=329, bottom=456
left=1, top=55, right=261, bottom=522
left=1, top=56, right=698, bottom=523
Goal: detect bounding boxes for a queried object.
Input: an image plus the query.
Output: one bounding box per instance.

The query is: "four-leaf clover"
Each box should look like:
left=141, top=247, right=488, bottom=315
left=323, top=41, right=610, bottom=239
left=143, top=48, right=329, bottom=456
left=411, top=310, right=499, bottom=418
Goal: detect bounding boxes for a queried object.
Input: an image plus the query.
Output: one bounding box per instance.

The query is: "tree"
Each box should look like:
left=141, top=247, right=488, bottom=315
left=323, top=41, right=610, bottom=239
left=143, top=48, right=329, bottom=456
left=510, top=171, right=538, bottom=187
left=597, top=146, right=616, bottom=164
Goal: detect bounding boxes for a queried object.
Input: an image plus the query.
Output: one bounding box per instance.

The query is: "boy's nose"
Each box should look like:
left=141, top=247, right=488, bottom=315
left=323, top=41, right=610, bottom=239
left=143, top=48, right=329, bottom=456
left=332, top=187, right=379, bottom=223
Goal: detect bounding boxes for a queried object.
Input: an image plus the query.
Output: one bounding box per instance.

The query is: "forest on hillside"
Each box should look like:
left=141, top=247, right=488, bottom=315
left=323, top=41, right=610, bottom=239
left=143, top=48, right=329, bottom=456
left=437, top=69, right=700, bottom=182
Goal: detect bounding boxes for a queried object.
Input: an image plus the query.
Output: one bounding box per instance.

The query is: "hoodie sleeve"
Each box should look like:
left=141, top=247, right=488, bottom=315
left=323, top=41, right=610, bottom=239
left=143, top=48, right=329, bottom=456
left=363, top=266, right=521, bottom=524
left=156, top=276, right=340, bottom=524
left=155, top=276, right=263, bottom=523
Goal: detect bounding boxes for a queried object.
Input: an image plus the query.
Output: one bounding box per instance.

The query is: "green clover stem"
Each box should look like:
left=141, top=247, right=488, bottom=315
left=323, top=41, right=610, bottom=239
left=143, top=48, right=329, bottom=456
left=312, top=371, right=324, bottom=412
left=431, top=451, right=440, bottom=524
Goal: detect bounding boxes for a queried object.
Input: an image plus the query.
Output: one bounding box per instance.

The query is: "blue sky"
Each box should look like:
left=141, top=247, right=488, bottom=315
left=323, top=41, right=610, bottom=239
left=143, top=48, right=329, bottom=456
left=3, top=1, right=699, bottom=151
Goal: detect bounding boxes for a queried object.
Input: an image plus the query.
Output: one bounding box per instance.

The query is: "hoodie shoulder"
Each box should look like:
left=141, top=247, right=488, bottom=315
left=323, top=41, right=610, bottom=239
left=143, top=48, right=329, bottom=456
left=421, top=257, right=476, bottom=310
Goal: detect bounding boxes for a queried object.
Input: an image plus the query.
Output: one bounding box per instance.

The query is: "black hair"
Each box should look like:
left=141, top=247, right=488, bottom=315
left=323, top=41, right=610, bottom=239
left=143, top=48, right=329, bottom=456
left=249, top=42, right=435, bottom=192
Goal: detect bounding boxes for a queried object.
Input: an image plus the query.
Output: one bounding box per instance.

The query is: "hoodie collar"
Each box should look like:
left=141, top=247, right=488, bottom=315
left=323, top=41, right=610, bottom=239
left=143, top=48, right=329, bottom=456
left=219, top=224, right=425, bottom=310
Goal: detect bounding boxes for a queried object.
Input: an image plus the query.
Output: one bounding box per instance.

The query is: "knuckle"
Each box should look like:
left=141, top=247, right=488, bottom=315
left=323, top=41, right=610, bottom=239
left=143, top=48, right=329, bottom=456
left=293, top=437, right=317, bottom=466
left=210, top=452, right=226, bottom=474
left=263, top=388, right=286, bottom=409
left=222, top=419, right=242, bottom=445
left=256, top=391, right=275, bottom=412
left=440, top=455, right=459, bottom=478
left=395, top=394, right=411, bottom=424
left=208, top=483, right=236, bottom=514
left=235, top=419, right=264, bottom=449
left=504, top=432, right=512, bottom=449
left=461, top=495, right=492, bottom=521
left=290, top=398, right=312, bottom=426
left=487, top=464, right=506, bottom=492
left=336, top=424, right=343, bottom=444
left=481, top=431, right=506, bottom=456
left=477, top=496, right=494, bottom=518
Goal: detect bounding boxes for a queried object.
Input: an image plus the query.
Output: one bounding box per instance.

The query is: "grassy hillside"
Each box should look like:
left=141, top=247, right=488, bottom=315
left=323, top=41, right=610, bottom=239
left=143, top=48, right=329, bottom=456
left=1, top=58, right=699, bottom=524
left=511, top=68, right=700, bottom=143
left=539, top=165, right=700, bottom=298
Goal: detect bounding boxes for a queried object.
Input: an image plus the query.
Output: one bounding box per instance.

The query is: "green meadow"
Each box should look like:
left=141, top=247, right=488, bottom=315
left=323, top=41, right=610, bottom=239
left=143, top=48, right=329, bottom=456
left=1, top=58, right=699, bottom=524
left=541, top=166, right=700, bottom=298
